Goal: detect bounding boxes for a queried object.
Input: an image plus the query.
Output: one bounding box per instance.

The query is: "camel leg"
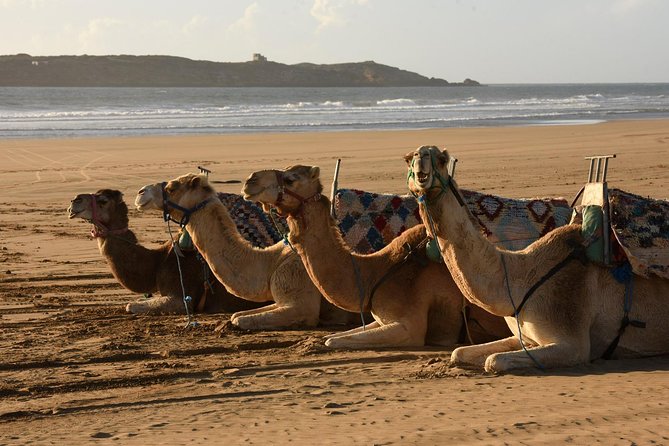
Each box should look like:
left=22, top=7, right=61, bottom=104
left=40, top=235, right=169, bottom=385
left=231, top=303, right=278, bottom=324
left=450, top=336, right=520, bottom=368
left=126, top=295, right=186, bottom=315
left=324, top=321, right=423, bottom=349
left=485, top=340, right=590, bottom=373
left=232, top=304, right=318, bottom=330
left=323, top=321, right=381, bottom=340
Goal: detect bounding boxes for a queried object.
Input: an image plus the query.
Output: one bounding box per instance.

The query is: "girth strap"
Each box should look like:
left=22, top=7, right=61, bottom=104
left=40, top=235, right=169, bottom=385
left=513, top=248, right=585, bottom=317
left=602, top=262, right=646, bottom=359
left=368, top=238, right=429, bottom=308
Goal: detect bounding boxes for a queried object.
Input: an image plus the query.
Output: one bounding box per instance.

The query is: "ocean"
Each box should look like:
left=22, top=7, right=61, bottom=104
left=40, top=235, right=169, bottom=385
left=1, top=83, right=668, bottom=138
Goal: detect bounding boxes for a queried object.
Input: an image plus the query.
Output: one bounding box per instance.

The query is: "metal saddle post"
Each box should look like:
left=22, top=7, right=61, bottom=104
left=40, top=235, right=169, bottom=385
left=572, top=154, right=616, bottom=265
left=197, top=166, right=211, bottom=178
left=447, top=156, right=458, bottom=179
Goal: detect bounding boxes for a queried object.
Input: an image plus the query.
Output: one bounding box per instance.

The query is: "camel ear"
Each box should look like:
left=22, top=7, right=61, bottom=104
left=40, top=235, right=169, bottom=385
left=309, top=166, right=320, bottom=179
left=188, top=175, right=202, bottom=188
left=403, top=152, right=414, bottom=165
left=437, top=148, right=450, bottom=167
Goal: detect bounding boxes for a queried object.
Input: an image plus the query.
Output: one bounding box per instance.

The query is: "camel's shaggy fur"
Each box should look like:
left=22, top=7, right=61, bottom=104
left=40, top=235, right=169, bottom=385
left=243, top=166, right=510, bottom=348
left=406, top=145, right=669, bottom=372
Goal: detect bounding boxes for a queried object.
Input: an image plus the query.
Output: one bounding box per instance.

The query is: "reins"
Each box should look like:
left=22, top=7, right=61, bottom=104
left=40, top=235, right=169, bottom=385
left=159, top=181, right=214, bottom=328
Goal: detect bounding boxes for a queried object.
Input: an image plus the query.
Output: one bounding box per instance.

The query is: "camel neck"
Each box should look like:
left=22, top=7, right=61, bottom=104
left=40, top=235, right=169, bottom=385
left=98, top=228, right=161, bottom=294
left=184, top=199, right=278, bottom=300
left=422, top=183, right=515, bottom=315
left=287, top=197, right=394, bottom=313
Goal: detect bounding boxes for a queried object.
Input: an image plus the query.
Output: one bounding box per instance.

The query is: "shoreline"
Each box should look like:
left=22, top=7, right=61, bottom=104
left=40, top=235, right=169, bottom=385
left=1, top=118, right=667, bottom=200
left=0, top=116, right=665, bottom=141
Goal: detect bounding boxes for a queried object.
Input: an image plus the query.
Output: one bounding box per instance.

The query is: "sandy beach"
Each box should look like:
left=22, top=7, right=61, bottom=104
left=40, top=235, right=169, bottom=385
left=1, top=119, right=668, bottom=445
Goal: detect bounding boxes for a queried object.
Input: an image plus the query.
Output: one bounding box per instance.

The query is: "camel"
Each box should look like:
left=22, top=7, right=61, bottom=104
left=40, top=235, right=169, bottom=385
left=242, top=165, right=510, bottom=349
left=405, top=145, right=669, bottom=372
left=134, top=175, right=356, bottom=330
left=68, top=189, right=261, bottom=315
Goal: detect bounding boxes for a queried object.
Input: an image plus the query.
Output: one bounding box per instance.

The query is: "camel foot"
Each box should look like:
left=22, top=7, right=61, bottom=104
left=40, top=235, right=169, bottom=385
left=451, top=336, right=521, bottom=368
left=483, top=341, right=590, bottom=373
left=450, top=346, right=488, bottom=368
left=323, top=321, right=423, bottom=349
left=231, top=305, right=318, bottom=330
left=125, top=296, right=186, bottom=315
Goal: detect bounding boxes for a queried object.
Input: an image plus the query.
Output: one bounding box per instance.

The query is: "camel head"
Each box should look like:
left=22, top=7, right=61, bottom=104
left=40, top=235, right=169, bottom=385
left=405, top=145, right=451, bottom=197
left=243, top=165, right=323, bottom=215
left=135, top=173, right=215, bottom=223
left=68, top=189, right=129, bottom=235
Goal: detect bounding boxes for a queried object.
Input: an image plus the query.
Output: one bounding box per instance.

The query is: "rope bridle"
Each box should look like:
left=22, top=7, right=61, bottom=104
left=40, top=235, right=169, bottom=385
left=273, top=171, right=322, bottom=217
left=87, top=194, right=129, bottom=239
left=407, top=151, right=465, bottom=263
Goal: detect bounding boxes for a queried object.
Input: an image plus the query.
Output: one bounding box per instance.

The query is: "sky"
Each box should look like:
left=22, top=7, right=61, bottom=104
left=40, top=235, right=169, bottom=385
left=1, top=0, right=668, bottom=84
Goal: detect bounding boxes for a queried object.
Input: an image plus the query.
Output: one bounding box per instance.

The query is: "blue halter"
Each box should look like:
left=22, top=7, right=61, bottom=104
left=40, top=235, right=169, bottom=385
left=161, top=181, right=212, bottom=227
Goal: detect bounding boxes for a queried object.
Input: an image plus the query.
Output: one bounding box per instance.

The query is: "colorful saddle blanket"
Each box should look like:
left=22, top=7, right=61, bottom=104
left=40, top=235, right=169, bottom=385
left=334, top=188, right=572, bottom=253
left=217, top=193, right=286, bottom=248
left=609, top=189, right=669, bottom=280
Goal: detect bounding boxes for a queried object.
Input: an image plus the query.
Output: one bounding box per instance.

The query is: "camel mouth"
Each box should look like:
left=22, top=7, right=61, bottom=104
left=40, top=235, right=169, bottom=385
left=67, top=206, right=85, bottom=219
left=134, top=193, right=154, bottom=211
left=241, top=185, right=266, bottom=202
left=416, top=171, right=431, bottom=186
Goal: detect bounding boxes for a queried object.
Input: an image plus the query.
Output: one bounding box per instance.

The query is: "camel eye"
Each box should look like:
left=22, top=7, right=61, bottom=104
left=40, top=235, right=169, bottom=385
left=284, top=177, right=294, bottom=186
left=97, top=196, right=109, bottom=204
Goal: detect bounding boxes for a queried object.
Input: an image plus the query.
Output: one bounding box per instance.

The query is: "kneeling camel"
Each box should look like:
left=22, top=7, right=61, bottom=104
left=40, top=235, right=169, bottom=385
left=243, top=165, right=510, bottom=348
left=68, top=189, right=259, bottom=314
left=406, top=145, right=669, bottom=372
left=135, top=175, right=355, bottom=330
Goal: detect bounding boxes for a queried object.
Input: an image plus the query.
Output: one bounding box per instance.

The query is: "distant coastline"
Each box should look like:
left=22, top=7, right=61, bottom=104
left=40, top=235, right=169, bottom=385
left=0, top=54, right=481, bottom=88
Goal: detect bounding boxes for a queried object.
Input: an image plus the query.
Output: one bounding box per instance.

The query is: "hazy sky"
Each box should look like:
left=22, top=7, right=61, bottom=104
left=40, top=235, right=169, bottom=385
left=1, top=0, right=668, bottom=83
